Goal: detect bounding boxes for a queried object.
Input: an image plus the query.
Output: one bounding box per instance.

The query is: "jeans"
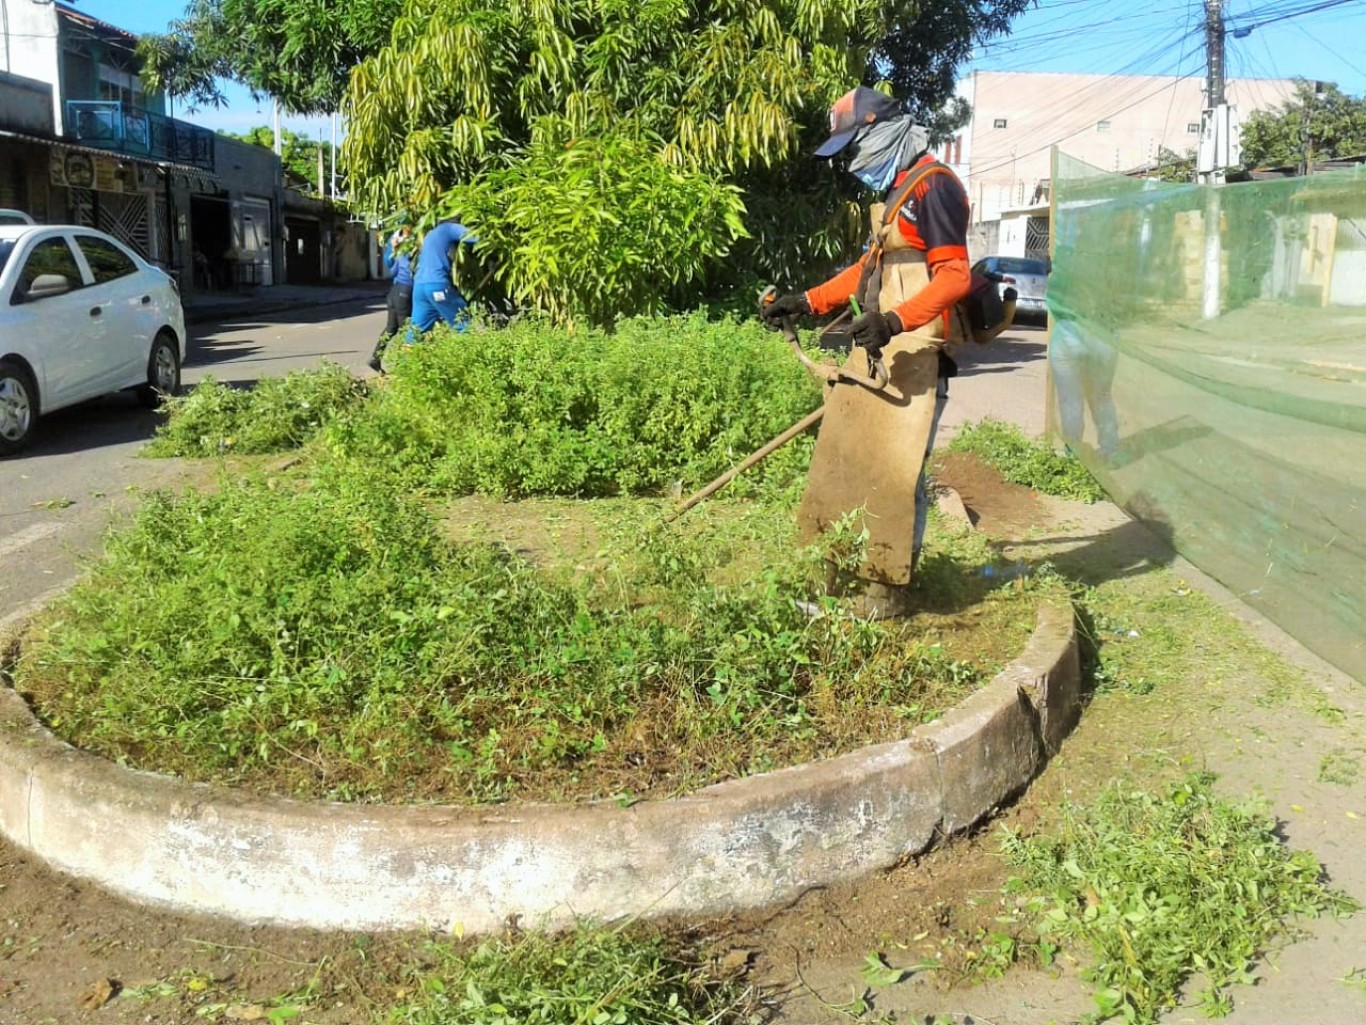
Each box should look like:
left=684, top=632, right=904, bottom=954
left=381, top=283, right=413, bottom=341
left=1050, top=318, right=1119, bottom=457
left=410, top=282, right=470, bottom=336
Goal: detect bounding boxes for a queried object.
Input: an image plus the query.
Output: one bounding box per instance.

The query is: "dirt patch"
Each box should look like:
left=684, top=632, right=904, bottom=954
left=932, top=450, right=1046, bottom=539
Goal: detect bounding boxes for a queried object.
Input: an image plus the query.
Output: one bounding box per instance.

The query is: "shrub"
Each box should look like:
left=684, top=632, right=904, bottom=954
left=18, top=467, right=992, bottom=803
left=947, top=418, right=1105, bottom=503
left=145, top=362, right=366, bottom=457
left=324, top=312, right=822, bottom=498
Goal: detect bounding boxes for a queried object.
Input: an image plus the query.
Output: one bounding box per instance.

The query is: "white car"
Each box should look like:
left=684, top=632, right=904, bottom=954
left=0, top=224, right=185, bottom=455
left=0, top=210, right=35, bottom=226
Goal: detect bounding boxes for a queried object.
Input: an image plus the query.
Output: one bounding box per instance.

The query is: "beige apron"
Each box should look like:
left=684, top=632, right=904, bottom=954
left=797, top=192, right=964, bottom=586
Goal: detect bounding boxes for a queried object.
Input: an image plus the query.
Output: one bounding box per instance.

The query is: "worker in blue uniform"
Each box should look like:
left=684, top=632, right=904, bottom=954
left=368, top=225, right=414, bottom=371
left=411, top=219, right=477, bottom=335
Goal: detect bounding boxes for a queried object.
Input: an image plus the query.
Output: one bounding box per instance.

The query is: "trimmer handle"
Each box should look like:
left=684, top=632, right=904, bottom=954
left=759, top=286, right=888, bottom=391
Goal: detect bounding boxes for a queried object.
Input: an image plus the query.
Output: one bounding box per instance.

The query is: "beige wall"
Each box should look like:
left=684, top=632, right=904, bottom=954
left=957, top=71, right=1298, bottom=222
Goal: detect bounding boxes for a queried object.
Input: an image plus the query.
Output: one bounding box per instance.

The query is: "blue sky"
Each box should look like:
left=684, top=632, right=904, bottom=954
left=70, top=0, right=1366, bottom=142
left=966, top=0, right=1366, bottom=94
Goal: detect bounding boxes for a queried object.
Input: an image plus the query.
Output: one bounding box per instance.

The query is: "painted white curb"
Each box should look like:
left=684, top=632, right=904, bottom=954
left=0, top=603, right=1079, bottom=933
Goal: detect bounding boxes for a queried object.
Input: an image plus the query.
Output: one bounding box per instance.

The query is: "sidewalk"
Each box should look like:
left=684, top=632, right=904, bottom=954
left=182, top=281, right=389, bottom=324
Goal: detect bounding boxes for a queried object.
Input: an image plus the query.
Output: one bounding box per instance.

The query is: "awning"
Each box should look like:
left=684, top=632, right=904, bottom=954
left=0, top=128, right=219, bottom=179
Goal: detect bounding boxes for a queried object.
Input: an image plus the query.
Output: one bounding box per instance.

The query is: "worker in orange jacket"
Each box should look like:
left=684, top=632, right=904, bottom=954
left=761, top=86, right=974, bottom=615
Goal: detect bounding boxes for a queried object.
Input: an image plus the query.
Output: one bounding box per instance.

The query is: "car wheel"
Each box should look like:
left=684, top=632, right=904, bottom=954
left=0, top=359, right=39, bottom=457
left=138, top=331, right=181, bottom=409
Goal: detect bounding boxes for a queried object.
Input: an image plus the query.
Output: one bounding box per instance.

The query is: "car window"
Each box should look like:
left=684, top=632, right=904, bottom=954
left=996, top=257, right=1048, bottom=276
left=11, top=237, right=84, bottom=304
left=0, top=240, right=13, bottom=277
left=76, top=234, right=139, bottom=284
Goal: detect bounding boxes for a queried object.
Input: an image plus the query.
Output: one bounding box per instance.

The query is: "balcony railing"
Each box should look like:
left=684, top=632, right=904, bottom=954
left=65, top=100, right=215, bottom=171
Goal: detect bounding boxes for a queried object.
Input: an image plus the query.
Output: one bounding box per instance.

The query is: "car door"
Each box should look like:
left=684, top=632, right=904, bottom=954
left=6, top=234, right=101, bottom=410
left=73, top=233, right=153, bottom=388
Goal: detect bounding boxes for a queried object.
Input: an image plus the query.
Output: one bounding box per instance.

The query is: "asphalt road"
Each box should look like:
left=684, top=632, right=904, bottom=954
left=0, top=295, right=387, bottom=621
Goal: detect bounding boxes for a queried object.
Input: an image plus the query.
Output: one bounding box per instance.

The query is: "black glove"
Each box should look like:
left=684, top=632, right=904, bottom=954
left=759, top=291, right=810, bottom=328
left=850, top=310, right=901, bottom=360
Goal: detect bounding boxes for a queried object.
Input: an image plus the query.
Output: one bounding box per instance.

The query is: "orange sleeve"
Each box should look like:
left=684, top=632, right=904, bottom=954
left=803, top=256, right=869, bottom=317
left=890, top=256, right=972, bottom=332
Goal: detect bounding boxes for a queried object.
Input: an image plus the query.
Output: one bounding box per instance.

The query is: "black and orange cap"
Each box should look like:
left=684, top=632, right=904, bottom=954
left=814, top=86, right=904, bottom=158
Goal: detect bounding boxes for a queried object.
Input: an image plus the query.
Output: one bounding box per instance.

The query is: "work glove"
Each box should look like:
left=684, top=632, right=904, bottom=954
left=759, top=291, right=810, bottom=329
left=850, top=310, right=901, bottom=360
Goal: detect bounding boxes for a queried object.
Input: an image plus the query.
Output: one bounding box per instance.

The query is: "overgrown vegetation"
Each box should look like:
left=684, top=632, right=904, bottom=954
left=17, top=456, right=1042, bottom=803
left=999, top=773, right=1356, bottom=1023
left=145, top=362, right=364, bottom=457
left=383, top=926, right=758, bottom=1025
left=948, top=418, right=1105, bottom=503
left=325, top=314, right=823, bottom=498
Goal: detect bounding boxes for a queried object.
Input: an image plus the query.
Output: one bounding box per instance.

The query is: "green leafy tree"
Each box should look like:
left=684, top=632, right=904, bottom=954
left=139, top=0, right=402, bottom=115
left=226, top=125, right=339, bottom=194
left=1152, top=146, right=1195, bottom=183
left=1241, top=79, right=1366, bottom=170
left=343, top=0, right=1031, bottom=324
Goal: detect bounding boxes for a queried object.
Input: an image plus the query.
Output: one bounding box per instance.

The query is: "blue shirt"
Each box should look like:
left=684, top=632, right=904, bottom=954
left=383, top=239, right=413, bottom=287
left=413, top=221, right=475, bottom=286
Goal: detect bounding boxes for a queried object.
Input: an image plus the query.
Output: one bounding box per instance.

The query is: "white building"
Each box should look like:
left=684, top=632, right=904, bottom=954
left=935, top=70, right=1300, bottom=258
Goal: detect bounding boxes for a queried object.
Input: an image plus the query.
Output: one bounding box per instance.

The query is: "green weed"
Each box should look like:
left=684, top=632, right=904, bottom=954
left=948, top=418, right=1105, bottom=503
left=145, top=362, right=365, bottom=457
left=382, top=926, right=758, bottom=1025
left=17, top=466, right=1014, bottom=804
left=324, top=313, right=822, bottom=499
left=1000, top=772, right=1357, bottom=1024
left=1318, top=748, right=1363, bottom=786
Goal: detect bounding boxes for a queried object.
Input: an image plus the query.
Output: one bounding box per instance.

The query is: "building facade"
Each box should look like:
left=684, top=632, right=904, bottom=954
left=0, top=2, right=289, bottom=293
left=937, top=70, right=1300, bottom=257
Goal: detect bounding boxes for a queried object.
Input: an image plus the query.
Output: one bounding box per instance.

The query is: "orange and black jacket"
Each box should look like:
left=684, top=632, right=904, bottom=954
left=805, top=154, right=972, bottom=333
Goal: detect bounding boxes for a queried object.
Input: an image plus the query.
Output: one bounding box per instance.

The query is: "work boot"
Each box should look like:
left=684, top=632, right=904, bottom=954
left=850, top=581, right=915, bottom=620
left=367, top=344, right=386, bottom=373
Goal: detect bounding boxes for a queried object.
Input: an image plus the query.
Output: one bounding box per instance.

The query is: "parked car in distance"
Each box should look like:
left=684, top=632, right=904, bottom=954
left=0, top=209, right=36, bottom=226
left=971, top=255, right=1049, bottom=325
left=0, top=224, right=185, bottom=456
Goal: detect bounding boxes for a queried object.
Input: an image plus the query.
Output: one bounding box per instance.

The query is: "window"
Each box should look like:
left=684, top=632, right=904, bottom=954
left=12, top=237, right=83, bottom=304
left=76, top=234, right=138, bottom=284
left=97, top=64, right=144, bottom=110
left=1187, top=121, right=1201, bottom=133
left=994, top=257, right=1048, bottom=276
left=993, top=118, right=1008, bottom=129
left=1096, top=120, right=1111, bottom=133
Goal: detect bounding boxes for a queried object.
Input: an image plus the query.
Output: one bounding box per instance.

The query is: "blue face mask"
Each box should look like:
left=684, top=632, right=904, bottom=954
left=846, top=151, right=901, bottom=194
left=853, top=156, right=899, bottom=191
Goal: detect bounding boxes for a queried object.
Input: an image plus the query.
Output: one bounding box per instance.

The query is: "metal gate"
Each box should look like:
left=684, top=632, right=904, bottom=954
left=68, top=187, right=153, bottom=259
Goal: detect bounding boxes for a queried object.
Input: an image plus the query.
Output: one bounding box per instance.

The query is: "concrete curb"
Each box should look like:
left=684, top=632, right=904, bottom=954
left=0, top=603, right=1079, bottom=933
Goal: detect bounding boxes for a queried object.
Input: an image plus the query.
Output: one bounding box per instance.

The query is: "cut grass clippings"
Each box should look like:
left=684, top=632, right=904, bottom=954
left=998, top=772, right=1357, bottom=1024
left=948, top=418, right=1105, bottom=503
left=383, top=926, right=759, bottom=1025
left=145, top=361, right=366, bottom=457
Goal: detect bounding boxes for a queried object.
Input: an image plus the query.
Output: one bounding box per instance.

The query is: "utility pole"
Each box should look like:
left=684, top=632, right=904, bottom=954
left=330, top=111, right=337, bottom=200
left=272, top=98, right=282, bottom=157
left=1198, top=0, right=1238, bottom=319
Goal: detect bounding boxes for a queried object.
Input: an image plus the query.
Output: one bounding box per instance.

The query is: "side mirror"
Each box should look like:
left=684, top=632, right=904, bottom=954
left=26, top=273, right=72, bottom=301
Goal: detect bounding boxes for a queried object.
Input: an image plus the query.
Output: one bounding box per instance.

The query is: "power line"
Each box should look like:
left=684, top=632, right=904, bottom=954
left=1228, top=0, right=1364, bottom=34
left=971, top=65, right=1203, bottom=180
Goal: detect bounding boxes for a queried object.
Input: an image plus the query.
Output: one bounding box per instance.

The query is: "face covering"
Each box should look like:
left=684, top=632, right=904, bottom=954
left=846, top=117, right=930, bottom=192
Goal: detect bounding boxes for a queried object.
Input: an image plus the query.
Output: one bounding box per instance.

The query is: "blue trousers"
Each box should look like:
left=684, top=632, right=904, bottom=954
left=410, top=282, right=470, bottom=335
